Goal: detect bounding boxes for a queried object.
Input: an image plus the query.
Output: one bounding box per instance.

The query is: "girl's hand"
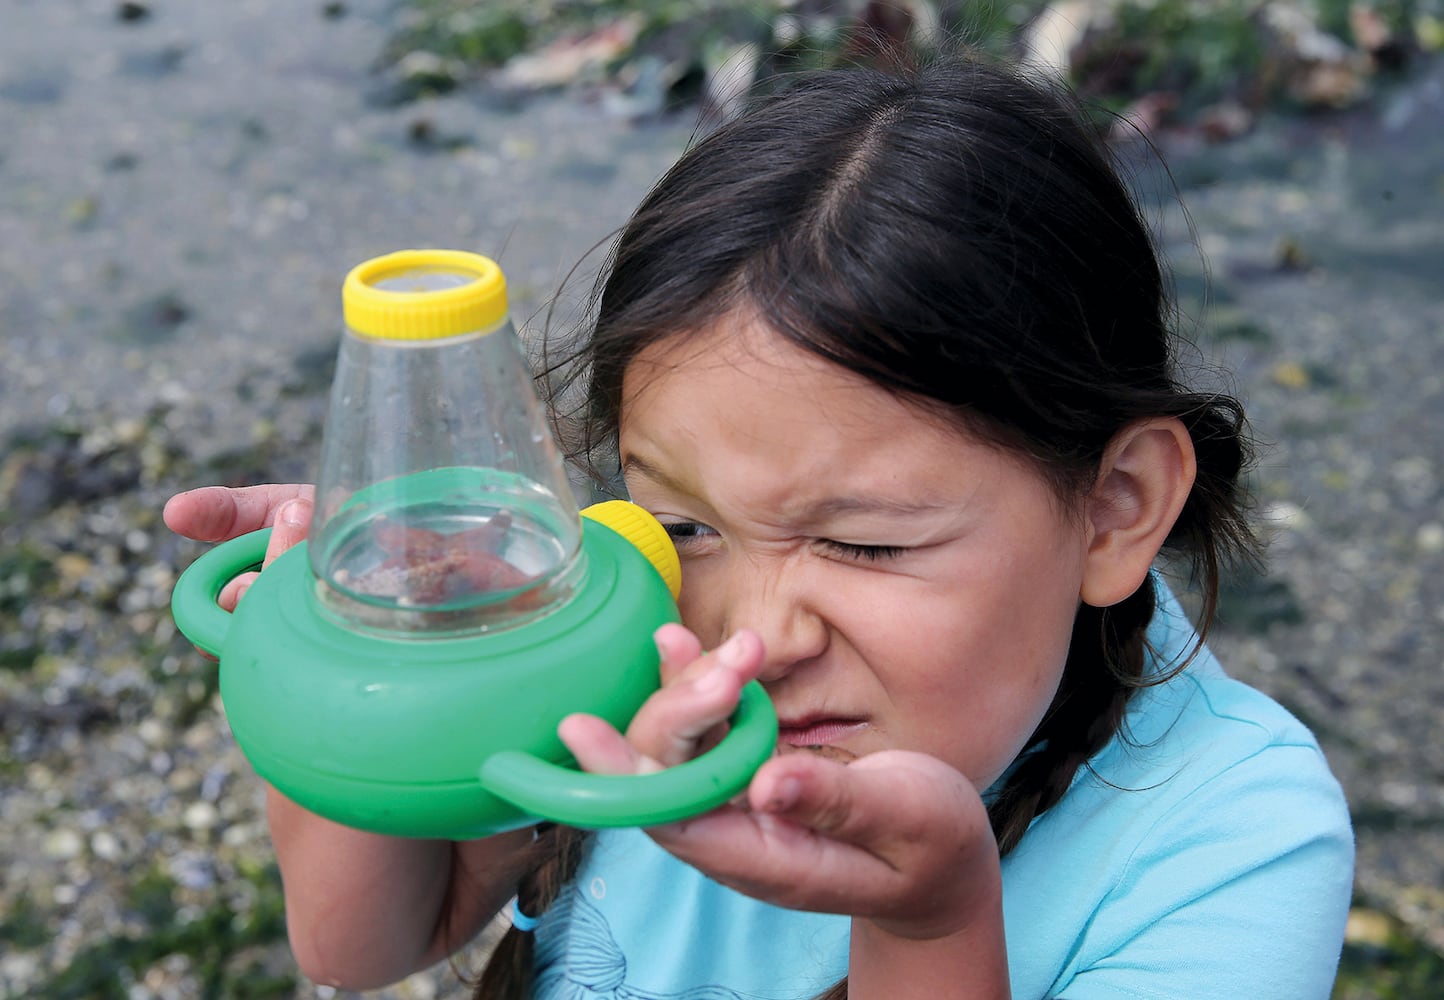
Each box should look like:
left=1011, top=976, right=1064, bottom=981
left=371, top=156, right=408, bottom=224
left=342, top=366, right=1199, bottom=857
left=559, top=623, right=756, bottom=774
left=558, top=626, right=1002, bottom=942
left=163, top=484, right=315, bottom=610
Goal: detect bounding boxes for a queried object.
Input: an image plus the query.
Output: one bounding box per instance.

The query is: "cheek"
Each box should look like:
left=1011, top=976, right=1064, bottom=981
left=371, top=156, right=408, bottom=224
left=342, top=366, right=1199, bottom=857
left=878, top=592, right=1073, bottom=784
left=675, top=573, right=726, bottom=647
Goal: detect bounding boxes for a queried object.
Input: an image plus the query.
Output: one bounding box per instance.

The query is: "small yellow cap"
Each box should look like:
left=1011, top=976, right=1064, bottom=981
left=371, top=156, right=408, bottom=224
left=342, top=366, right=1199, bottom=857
left=581, top=500, right=682, bottom=600
left=342, top=249, right=508, bottom=341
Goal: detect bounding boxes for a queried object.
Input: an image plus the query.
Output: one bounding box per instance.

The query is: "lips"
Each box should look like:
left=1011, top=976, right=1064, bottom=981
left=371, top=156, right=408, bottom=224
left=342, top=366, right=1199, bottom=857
left=776, top=718, right=866, bottom=748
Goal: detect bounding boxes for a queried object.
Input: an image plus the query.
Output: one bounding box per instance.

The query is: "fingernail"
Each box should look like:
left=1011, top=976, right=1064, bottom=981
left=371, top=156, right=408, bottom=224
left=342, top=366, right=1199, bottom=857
left=715, top=631, right=748, bottom=669
left=695, top=664, right=729, bottom=696
left=766, top=776, right=800, bottom=813
left=280, top=501, right=309, bottom=528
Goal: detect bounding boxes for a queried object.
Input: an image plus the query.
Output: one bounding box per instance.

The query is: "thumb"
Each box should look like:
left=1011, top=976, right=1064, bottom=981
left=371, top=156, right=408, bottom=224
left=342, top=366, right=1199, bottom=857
left=217, top=499, right=313, bottom=611
left=749, top=750, right=974, bottom=848
left=263, top=498, right=313, bottom=568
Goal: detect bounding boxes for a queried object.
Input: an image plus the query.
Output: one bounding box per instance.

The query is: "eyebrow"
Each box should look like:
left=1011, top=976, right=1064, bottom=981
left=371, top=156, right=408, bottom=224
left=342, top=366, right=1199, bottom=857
left=622, top=455, right=956, bottom=520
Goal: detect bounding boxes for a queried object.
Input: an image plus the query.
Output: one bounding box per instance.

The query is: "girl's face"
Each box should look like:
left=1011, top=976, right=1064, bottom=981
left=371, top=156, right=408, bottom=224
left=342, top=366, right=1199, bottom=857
left=618, top=317, right=1094, bottom=791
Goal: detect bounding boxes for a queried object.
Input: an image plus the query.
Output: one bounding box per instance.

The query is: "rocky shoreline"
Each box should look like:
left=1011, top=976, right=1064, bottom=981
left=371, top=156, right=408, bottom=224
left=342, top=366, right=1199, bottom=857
left=2, top=3, right=1442, bottom=998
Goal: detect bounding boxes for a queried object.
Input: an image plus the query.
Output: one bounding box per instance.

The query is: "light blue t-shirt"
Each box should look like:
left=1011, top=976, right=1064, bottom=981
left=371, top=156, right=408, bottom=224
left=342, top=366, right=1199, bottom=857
left=531, top=591, right=1355, bottom=999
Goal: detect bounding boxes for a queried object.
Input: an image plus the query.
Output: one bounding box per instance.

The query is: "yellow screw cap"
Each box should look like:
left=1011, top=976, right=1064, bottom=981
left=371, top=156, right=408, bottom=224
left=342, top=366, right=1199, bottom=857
left=342, top=249, right=508, bottom=341
left=581, top=500, right=682, bottom=600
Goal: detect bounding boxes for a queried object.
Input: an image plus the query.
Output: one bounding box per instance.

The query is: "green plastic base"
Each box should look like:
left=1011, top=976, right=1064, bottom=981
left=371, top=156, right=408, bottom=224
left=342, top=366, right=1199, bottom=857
left=172, top=515, right=777, bottom=838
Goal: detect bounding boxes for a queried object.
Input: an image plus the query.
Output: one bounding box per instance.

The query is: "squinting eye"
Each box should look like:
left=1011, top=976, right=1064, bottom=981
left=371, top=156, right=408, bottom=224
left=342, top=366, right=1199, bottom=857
left=819, top=540, right=908, bottom=562
left=662, top=521, right=718, bottom=548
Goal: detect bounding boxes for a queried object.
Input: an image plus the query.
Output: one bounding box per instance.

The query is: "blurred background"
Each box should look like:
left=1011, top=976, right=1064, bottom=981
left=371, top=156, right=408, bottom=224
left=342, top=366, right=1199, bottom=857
left=1, top=1, right=1440, bottom=997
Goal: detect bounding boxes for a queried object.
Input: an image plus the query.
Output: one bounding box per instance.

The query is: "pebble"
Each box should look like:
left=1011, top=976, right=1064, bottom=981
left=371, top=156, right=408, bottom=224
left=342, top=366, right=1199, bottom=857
left=402, top=974, right=440, bottom=1000
left=43, top=829, right=84, bottom=860
left=167, top=851, right=217, bottom=891
left=1260, top=500, right=1310, bottom=532
left=136, top=718, right=168, bottom=747
left=0, top=955, right=38, bottom=983
left=1417, top=522, right=1444, bottom=552
left=1345, top=907, right=1395, bottom=946
left=90, top=831, right=122, bottom=862
left=182, top=801, right=220, bottom=832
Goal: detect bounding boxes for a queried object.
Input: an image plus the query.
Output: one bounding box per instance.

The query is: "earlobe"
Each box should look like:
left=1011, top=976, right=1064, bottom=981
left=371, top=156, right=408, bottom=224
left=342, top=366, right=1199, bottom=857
left=1079, top=418, right=1196, bottom=608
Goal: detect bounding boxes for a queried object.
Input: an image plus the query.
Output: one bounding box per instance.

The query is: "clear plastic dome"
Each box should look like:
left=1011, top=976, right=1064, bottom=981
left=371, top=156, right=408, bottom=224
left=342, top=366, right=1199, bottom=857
left=307, top=251, right=583, bottom=636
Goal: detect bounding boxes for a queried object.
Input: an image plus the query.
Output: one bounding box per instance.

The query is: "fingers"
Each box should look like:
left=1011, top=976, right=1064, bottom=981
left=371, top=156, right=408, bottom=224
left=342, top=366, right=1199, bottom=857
left=203, top=497, right=315, bottom=611
left=749, top=751, right=974, bottom=850
left=649, top=752, right=995, bottom=936
left=163, top=484, right=315, bottom=543
left=653, top=623, right=704, bottom=685
left=557, top=713, right=662, bottom=776
left=624, top=630, right=763, bottom=768
left=217, top=571, right=259, bottom=613
left=557, top=628, right=764, bottom=779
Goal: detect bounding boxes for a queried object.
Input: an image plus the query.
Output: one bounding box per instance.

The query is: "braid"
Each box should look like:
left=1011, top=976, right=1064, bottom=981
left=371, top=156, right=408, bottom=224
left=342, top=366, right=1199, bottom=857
left=470, top=825, right=591, bottom=1000
left=988, top=581, right=1157, bottom=855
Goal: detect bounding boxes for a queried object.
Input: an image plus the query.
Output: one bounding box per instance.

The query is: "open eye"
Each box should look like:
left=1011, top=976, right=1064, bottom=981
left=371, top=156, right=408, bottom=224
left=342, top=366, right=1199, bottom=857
left=818, top=540, right=908, bottom=562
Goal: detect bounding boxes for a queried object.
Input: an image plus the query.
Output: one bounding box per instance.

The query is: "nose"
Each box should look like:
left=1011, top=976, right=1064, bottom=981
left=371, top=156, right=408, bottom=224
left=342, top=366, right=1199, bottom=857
left=718, top=553, right=828, bottom=682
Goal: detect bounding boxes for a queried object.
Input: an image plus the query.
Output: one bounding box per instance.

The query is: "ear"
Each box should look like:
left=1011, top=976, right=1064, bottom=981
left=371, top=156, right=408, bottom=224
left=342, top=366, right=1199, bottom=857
left=1080, top=418, right=1196, bottom=608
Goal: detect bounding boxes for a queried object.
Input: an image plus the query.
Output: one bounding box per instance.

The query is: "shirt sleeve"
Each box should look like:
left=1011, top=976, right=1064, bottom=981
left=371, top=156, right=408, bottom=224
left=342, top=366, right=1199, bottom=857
left=1059, top=741, right=1355, bottom=1000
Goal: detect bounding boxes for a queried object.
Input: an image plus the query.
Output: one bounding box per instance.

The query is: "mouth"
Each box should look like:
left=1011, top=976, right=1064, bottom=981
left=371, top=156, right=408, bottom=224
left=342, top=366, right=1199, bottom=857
left=776, top=718, right=867, bottom=749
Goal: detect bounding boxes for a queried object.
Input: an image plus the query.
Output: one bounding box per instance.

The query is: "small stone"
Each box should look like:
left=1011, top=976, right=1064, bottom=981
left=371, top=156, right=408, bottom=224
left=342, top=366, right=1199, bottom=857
left=90, top=831, right=123, bottom=861
left=1272, top=361, right=1311, bottom=389
left=44, top=828, right=84, bottom=860
left=1344, top=907, right=1394, bottom=946
left=0, top=954, right=38, bottom=983
left=1274, top=236, right=1311, bottom=272
left=221, top=823, right=258, bottom=848
left=401, top=972, right=439, bottom=1000
left=200, top=766, right=227, bottom=803
left=182, top=801, right=220, bottom=832
left=1418, top=523, right=1444, bottom=552
left=1380, top=781, right=1420, bottom=808
left=55, top=553, right=95, bottom=588
left=1261, top=501, right=1310, bottom=532
left=66, top=196, right=99, bottom=228
left=137, top=717, right=168, bottom=746
left=26, top=763, right=55, bottom=789
left=1338, top=547, right=1369, bottom=573
left=113, top=417, right=147, bottom=446
left=168, top=851, right=217, bottom=890
left=396, top=50, right=458, bottom=89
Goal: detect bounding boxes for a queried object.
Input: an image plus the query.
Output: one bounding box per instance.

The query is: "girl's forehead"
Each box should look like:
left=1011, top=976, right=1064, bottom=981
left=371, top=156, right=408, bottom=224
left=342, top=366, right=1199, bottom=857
left=616, top=318, right=1008, bottom=496
left=621, top=316, right=905, bottom=423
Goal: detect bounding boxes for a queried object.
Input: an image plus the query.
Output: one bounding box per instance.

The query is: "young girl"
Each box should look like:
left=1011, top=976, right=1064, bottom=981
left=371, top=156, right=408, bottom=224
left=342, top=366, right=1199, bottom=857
left=165, top=56, right=1354, bottom=999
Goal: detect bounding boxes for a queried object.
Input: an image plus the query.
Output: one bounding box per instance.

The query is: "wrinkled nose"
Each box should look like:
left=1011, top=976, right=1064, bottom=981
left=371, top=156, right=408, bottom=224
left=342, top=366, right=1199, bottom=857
left=719, top=555, right=828, bottom=682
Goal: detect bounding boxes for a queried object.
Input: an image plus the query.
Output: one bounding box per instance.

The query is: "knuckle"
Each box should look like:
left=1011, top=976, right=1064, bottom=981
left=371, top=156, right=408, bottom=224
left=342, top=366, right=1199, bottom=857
left=810, top=779, right=857, bottom=834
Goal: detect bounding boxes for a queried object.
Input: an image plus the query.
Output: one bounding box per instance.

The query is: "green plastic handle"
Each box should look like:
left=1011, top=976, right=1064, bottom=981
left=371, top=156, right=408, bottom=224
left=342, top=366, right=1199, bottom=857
left=478, top=680, right=778, bottom=828
left=170, top=528, right=272, bottom=658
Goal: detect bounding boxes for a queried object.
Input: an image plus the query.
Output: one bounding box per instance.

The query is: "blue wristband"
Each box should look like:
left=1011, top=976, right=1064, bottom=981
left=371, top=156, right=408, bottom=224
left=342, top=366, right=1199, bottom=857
left=511, top=897, right=541, bottom=932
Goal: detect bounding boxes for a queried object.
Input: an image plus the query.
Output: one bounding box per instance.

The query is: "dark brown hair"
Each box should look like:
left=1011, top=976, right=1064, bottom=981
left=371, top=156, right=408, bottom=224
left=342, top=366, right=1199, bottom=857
left=475, top=53, right=1256, bottom=999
